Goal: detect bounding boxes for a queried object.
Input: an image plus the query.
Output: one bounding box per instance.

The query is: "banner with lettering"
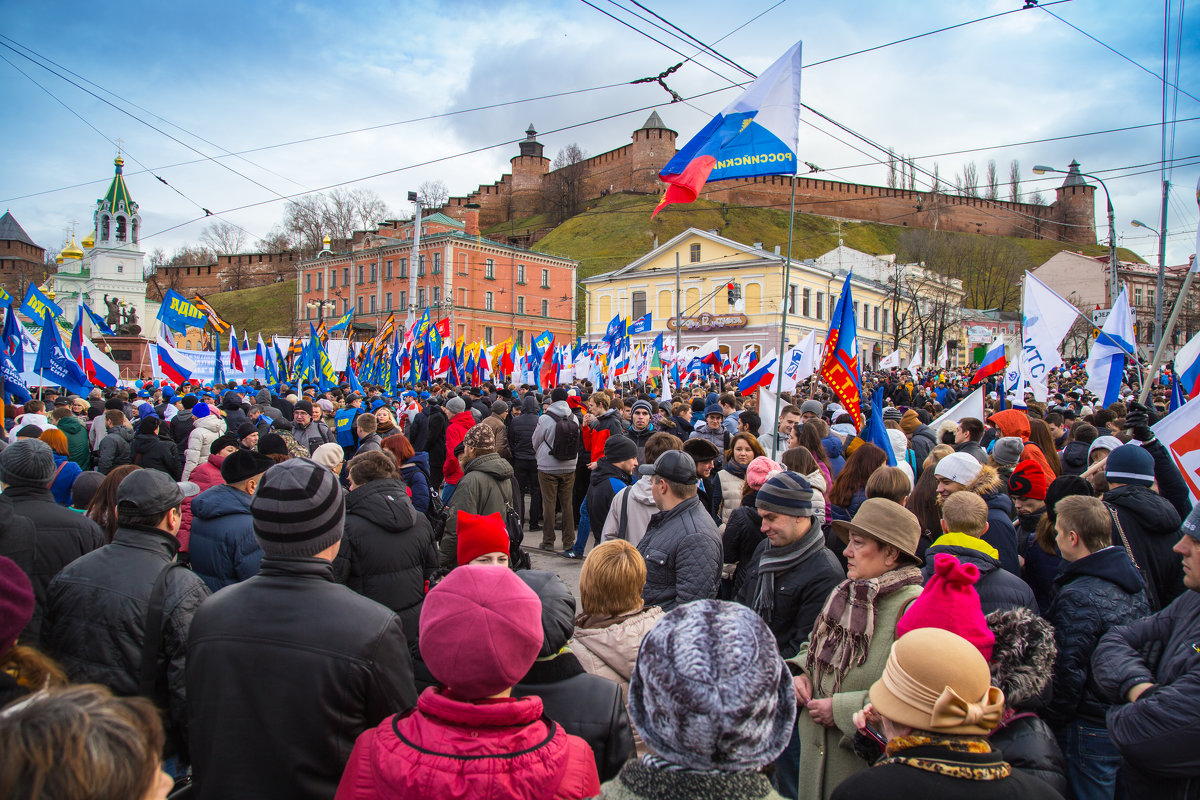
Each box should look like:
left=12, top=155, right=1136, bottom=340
left=157, top=289, right=209, bottom=335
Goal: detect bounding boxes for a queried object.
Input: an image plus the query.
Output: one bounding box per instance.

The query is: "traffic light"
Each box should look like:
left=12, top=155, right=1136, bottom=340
left=727, top=282, right=741, bottom=306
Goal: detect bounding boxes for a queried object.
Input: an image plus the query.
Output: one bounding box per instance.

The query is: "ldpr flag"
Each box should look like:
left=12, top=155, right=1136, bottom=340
left=158, top=290, right=207, bottom=335
left=820, top=275, right=863, bottom=429
left=653, top=41, right=802, bottom=216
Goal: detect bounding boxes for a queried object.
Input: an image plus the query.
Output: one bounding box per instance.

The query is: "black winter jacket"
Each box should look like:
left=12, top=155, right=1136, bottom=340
left=170, top=410, right=196, bottom=466
left=988, top=713, right=1068, bottom=796
left=922, top=539, right=1038, bottom=615
left=907, top=424, right=938, bottom=471
left=1143, top=435, right=1193, bottom=521
left=407, top=409, right=430, bottom=453
left=0, top=493, right=35, bottom=589
left=514, top=652, right=635, bottom=782
left=637, top=495, right=722, bottom=612
left=734, top=533, right=845, bottom=659
left=5, top=485, right=105, bottom=646
left=723, top=490, right=765, bottom=597
left=1059, top=440, right=1089, bottom=476
left=335, top=478, right=437, bottom=646
left=426, top=410, right=448, bottom=487
left=1046, top=546, right=1150, bottom=728
left=510, top=398, right=540, bottom=461
left=187, top=556, right=418, bottom=800
left=97, top=425, right=133, bottom=474
left=1104, top=483, right=1185, bottom=612
left=586, top=460, right=634, bottom=541
left=130, top=432, right=182, bottom=479
left=1093, top=590, right=1200, bottom=800
left=43, top=525, right=210, bottom=758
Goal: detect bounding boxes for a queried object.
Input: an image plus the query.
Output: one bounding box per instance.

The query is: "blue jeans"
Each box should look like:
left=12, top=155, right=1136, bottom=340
left=1059, top=720, right=1125, bottom=800
left=441, top=482, right=456, bottom=505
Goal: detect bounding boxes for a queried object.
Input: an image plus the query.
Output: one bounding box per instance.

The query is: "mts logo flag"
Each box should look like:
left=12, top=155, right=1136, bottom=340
left=1153, top=398, right=1200, bottom=502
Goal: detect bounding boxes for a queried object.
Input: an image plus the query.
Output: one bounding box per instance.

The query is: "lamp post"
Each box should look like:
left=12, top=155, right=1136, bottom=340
left=1131, top=218, right=1168, bottom=352
left=306, top=299, right=336, bottom=324
left=1032, top=164, right=1118, bottom=306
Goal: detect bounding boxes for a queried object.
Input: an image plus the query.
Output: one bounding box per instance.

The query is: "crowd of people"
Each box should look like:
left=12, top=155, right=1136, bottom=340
left=0, top=365, right=1198, bottom=799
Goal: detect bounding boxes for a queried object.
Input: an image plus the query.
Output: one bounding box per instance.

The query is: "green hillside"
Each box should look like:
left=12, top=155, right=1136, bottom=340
left=205, top=279, right=296, bottom=339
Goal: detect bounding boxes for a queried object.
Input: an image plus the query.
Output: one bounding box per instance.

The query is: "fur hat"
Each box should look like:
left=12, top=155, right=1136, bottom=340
left=220, top=449, right=275, bottom=484
left=517, top=570, right=577, bottom=658
left=985, top=608, right=1056, bottom=710
left=456, top=511, right=510, bottom=566
left=628, top=599, right=795, bottom=772
left=419, top=566, right=544, bottom=701
left=897, top=554, right=994, bottom=660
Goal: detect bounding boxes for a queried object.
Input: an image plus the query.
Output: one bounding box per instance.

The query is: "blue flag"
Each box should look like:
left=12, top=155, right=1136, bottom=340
left=346, top=346, right=365, bottom=396
left=4, top=307, right=26, bottom=374
left=81, top=303, right=115, bottom=336
left=20, top=284, right=63, bottom=324
left=328, top=309, right=354, bottom=332
left=33, top=312, right=92, bottom=396
left=0, top=310, right=30, bottom=403
left=212, top=332, right=226, bottom=385
left=628, top=313, right=653, bottom=335
left=0, top=286, right=12, bottom=308
left=157, top=289, right=208, bottom=335
left=1171, top=372, right=1186, bottom=413
left=861, top=386, right=897, bottom=467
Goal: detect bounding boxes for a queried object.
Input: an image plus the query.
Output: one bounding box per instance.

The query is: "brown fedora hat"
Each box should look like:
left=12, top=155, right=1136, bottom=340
left=832, top=497, right=921, bottom=561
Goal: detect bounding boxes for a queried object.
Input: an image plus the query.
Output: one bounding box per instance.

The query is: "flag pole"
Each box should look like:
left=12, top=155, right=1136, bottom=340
left=1138, top=264, right=1198, bottom=405
left=768, top=177, right=798, bottom=459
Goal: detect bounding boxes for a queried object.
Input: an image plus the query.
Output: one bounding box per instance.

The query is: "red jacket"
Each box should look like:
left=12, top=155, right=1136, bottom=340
left=442, top=411, right=476, bottom=486
left=335, top=688, right=599, bottom=800
left=179, top=452, right=226, bottom=552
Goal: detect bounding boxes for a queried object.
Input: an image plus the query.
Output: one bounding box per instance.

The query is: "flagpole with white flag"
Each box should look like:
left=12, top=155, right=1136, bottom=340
left=1138, top=175, right=1200, bottom=404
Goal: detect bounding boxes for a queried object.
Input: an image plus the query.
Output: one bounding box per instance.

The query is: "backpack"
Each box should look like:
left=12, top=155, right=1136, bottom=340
left=426, top=490, right=449, bottom=543
left=504, top=475, right=531, bottom=570
left=549, top=413, right=580, bottom=461
left=334, top=407, right=361, bottom=448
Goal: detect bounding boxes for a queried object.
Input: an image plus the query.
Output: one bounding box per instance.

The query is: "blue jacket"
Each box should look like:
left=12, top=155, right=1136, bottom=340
left=49, top=453, right=82, bottom=507
left=400, top=452, right=431, bottom=515
left=189, top=484, right=262, bottom=592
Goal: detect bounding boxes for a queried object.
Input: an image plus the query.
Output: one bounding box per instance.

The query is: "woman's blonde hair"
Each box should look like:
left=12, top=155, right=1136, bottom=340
left=579, top=540, right=646, bottom=617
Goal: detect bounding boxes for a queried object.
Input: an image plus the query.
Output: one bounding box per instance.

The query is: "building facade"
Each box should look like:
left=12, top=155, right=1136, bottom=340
left=296, top=209, right=577, bottom=349
left=0, top=211, right=47, bottom=304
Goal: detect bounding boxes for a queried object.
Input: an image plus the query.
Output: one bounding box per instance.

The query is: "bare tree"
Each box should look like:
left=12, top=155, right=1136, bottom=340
left=418, top=180, right=449, bottom=210
left=886, top=149, right=898, bottom=189
left=897, top=228, right=1033, bottom=312
left=1061, top=295, right=1095, bottom=361
left=1008, top=160, right=1021, bottom=202
left=169, top=244, right=214, bottom=266
left=906, top=155, right=916, bottom=191
left=256, top=225, right=293, bottom=253
left=282, top=188, right=390, bottom=256
left=543, top=144, right=589, bottom=224
left=200, top=220, right=248, bottom=255
left=955, top=162, right=979, bottom=197
left=984, top=160, right=999, bottom=201
left=283, top=195, right=326, bottom=257
left=1030, top=191, right=1047, bottom=206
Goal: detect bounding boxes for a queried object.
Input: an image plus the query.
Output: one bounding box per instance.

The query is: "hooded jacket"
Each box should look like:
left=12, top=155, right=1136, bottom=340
left=587, top=459, right=635, bottom=544
left=637, top=495, right=722, bottom=612
left=57, top=415, right=91, bottom=470
left=1046, top=546, right=1150, bottom=728
left=601, top=476, right=658, bottom=549
left=510, top=396, right=541, bottom=461
left=963, top=465, right=1021, bottom=575
left=335, top=689, right=601, bottom=800
left=189, top=484, right=262, bottom=592
left=131, top=431, right=181, bottom=480
left=441, top=410, right=476, bottom=486
left=1103, top=483, right=1185, bottom=611
left=922, top=535, right=1038, bottom=615
left=586, top=408, right=626, bottom=464
left=398, top=452, right=431, bottom=515
left=1092, top=590, right=1200, bottom=800
left=183, top=414, right=226, bottom=481
left=822, top=434, right=846, bottom=478
left=532, top=400, right=579, bottom=474
left=439, top=452, right=515, bottom=568
left=335, top=478, right=437, bottom=645
left=97, top=424, right=134, bottom=474
left=572, top=606, right=665, bottom=694
left=907, top=424, right=938, bottom=471
left=1059, top=440, right=1089, bottom=476
left=991, top=409, right=1031, bottom=441
left=219, top=392, right=249, bottom=431
left=169, top=409, right=196, bottom=464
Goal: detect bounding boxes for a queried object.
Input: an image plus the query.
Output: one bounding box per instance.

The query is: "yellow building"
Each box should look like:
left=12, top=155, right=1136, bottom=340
left=581, top=228, right=903, bottom=368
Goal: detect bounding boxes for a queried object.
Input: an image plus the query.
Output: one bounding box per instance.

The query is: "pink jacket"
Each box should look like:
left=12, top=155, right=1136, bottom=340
left=336, top=688, right=599, bottom=800
left=179, top=452, right=226, bottom=552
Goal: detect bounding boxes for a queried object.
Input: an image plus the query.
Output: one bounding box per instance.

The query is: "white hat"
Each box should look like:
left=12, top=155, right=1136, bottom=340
left=934, top=452, right=983, bottom=486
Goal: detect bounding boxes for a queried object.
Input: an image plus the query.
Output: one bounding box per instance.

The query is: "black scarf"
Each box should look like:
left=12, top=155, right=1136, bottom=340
left=723, top=460, right=748, bottom=480
left=752, top=527, right=825, bottom=622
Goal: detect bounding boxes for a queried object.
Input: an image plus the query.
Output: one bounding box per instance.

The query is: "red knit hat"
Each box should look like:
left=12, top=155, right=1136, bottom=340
left=896, top=553, right=994, bottom=661
left=456, top=510, right=511, bottom=566
left=1009, top=460, right=1049, bottom=501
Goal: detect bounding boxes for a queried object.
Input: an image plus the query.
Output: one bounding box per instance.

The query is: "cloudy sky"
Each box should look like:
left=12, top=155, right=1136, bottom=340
left=1, top=0, right=1196, bottom=266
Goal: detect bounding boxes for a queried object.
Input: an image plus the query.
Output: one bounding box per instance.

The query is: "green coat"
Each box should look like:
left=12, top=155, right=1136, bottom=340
left=58, top=415, right=91, bottom=471
left=438, top=451, right=515, bottom=568
left=787, top=583, right=922, bottom=800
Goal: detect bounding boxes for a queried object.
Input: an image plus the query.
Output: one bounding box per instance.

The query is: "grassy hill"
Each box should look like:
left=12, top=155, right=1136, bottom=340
left=204, top=279, right=296, bottom=339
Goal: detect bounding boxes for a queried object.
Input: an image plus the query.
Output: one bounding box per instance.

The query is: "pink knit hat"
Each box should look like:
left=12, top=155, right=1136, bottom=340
left=895, top=553, right=994, bottom=661
left=419, top=565, right=544, bottom=700
left=746, top=456, right=786, bottom=491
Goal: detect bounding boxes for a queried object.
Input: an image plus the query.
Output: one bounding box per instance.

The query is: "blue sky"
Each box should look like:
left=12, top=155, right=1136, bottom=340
left=1, top=0, right=1196, bottom=268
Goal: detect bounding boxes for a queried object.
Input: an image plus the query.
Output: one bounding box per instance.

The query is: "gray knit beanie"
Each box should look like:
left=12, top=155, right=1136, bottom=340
left=628, top=599, right=795, bottom=772
left=446, top=396, right=466, bottom=415
left=0, top=439, right=55, bottom=488
left=250, top=458, right=345, bottom=557
left=755, top=471, right=815, bottom=518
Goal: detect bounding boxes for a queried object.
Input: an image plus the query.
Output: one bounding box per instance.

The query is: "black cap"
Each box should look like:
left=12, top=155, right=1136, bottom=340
left=636, top=450, right=698, bottom=483
left=603, top=434, right=638, bottom=462
left=682, top=438, right=720, bottom=463
left=115, top=470, right=199, bottom=517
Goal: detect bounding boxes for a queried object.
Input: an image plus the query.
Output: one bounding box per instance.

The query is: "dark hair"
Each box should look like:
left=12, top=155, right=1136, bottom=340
left=780, top=445, right=817, bottom=475
left=348, top=450, right=399, bottom=486
left=1027, top=419, right=1062, bottom=476
left=86, top=465, right=141, bottom=542
left=827, top=443, right=887, bottom=507
left=738, top=410, right=761, bottom=436
left=1044, top=411, right=1065, bottom=428
left=1070, top=422, right=1098, bottom=445
left=866, top=466, right=911, bottom=504
left=958, top=417, right=984, bottom=442
left=644, top=432, right=682, bottom=465
left=797, top=420, right=830, bottom=469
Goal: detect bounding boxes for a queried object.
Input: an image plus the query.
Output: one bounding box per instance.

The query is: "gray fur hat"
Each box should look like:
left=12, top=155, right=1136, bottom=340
left=628, top=599, right=795, bottom=772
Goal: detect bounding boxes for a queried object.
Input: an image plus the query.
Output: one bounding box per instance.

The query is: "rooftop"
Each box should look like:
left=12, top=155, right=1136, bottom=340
left=0, top=211, right=39, bottom=248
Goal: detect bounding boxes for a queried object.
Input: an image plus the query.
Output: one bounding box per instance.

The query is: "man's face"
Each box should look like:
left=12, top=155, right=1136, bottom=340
left=1048, top=421, right=1066, bottom=440
left=935, top=476, right=965, bottom=503
left=621, top=406, right=632, bottom=422
left=294, top=410, right=312, bottom=427
left=801, top=411, right=817, bottom=423
left=694, top=458, right=714, bottom=478
left=631, top=408, right=651, bottom=430
left=616, top=456, right=639, bottom=475
left=1013, top=496, right=1045, bottom=516
left=1174, top=534, right=1200, bottom=591
left=780, top=412, right=801, bottom=435
left=243, top=432, right=259, bottom=449
left=706, top=413, right=723, bottom=431
left=954, top=424, right=970, bottom=444
left=760, top=510, right=812, bottom=548
left=589, top=400, right=604, bottom=416
left=248, top=408, right=260, bottom=421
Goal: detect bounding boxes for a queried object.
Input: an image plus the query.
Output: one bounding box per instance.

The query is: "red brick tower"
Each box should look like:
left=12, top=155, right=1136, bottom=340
left=510, top=123, right=549, bottom=218
left=1051, top=159, right=1098, bottom=245
left=630, top=111, right=677, bottom=192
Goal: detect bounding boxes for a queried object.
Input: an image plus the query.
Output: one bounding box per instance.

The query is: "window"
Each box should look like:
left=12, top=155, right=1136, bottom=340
left=399, top=259, right=408, bottom=278
left=357, top=296, right=364, bottom=313
left=316, top=272, right=323, bottom=291
left=418, top=256, right=426, bottom=277
left=399, top=290, right=407, bottom=309
left=515, top=331, right=524, bottom=348
left=433, top=287, right=441, bottom=304
left=457, top=253, right=468, bottom=275
left=816, top=291, right=825, bottom=321
left=863, top=304, right=870, bottom=330
left=432, top=253, right=441, bottom=274
left=117, top=264, right=123, bottom=273
left=370, top=295, right=377, bottom=313
left=418, top=288, right=426, bottom=307
left=370, top=263, right=377, bottom=282
left=541, top=299, right=549, bottom=317
left=1148, top=289, right=1155, bottom=308
left=787, top=285, right=798, bottom=314
left=1135, top=287, right=1143, bottom=306
left=517, top=296, right=525, bottom=314
left=517, top=264, right=526, bottom=284
left=874, top=306, right=879, bottom=331
left=689, top=243, right=701, bottom=263
left=485, top=291, right=494, bottom=311
left=343, top=297, right=351, bottom=312
left=342, top=267, right=349, bottom=286
left=541, top=268, right=550, bottom=288
left=484, top=327, right=493, bottom=347
left=459, top=287, right=467, bottom=307
left=385, top=292, right=392, bottom=310
left=485, top=259, right=495, bottom=279
left=385, top=260, right=393, bottom=279
left=356, top=265, right=364, bottom=285
left=802, top=288, right=811, bottom=317
left=882, top=308, right=889, bottom=333
left=305, top=274, right=311, bottom=292
left=631, top=291, right=647, bottom=319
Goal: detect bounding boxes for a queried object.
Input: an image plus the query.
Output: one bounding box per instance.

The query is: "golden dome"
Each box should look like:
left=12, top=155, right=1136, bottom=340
left=81, top=230, right=95, bottom=248
left=61, top=234, right=84, bottom=261
left=55, top=253, right=64, bottom=265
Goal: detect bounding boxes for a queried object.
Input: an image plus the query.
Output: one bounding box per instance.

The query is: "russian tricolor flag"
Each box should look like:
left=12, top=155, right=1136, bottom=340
left=156, top=334, right=196, bottom=385
left=971, top=337, right=1006, bottom=385
left=1175, top=331, right=1200, bottom=399
left=653, top=41, right=803, bottom=216
left=695, top=337, right=722, bottom=368
left=738, top=349, right=778, bottom=394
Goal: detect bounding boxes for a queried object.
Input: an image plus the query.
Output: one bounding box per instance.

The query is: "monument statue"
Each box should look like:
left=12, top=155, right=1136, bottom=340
left=104, top=294, right=121, bottom=327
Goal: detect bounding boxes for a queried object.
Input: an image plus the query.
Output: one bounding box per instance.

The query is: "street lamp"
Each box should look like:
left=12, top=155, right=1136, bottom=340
left=1131, top=218, right=1167, bottom=351
left=1033, top=164, right=1118, bottom=309
left=306, top=298, right=336, bottom=324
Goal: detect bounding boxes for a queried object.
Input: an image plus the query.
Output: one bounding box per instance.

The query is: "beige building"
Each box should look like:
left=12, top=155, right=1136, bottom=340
left=581, top=229, right=922, bottom=369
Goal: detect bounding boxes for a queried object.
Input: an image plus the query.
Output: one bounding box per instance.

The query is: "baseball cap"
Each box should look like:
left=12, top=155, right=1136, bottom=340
left=636, top=450, right=698, bottom=483
left=115, top=469, right=200, bottom=517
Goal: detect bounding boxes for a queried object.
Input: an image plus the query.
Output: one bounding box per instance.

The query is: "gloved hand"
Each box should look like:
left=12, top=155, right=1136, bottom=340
left=1125, top=402, right=1154, bottom=442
